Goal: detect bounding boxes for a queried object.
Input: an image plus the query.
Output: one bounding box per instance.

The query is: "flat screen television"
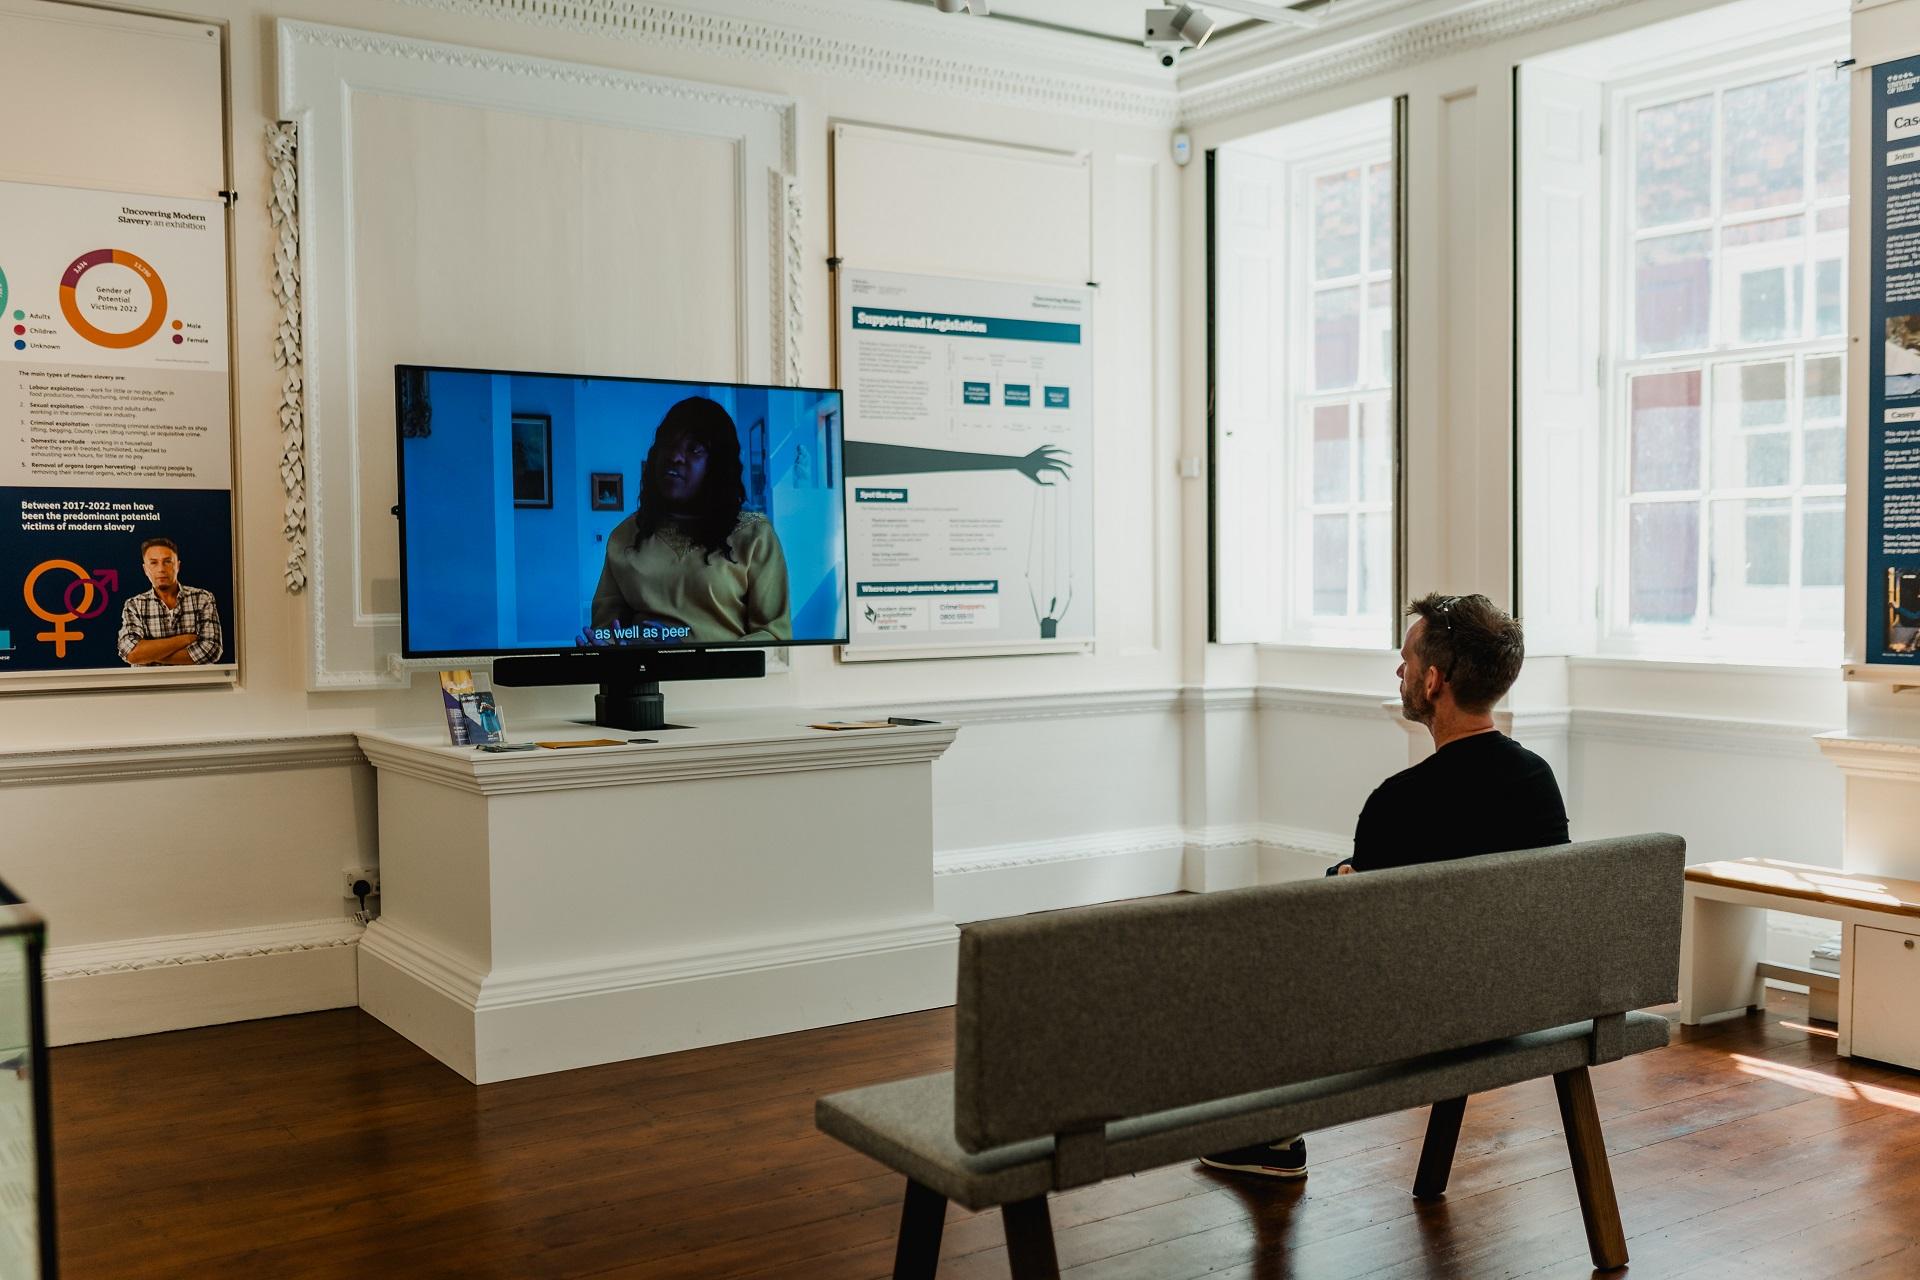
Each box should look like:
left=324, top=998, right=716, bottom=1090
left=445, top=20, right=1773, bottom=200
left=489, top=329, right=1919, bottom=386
left=395, top=365, right=847, bottom=726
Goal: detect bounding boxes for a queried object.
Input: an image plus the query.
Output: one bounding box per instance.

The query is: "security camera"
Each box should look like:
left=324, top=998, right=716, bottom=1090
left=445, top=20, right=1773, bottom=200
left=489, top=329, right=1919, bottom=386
left=1144, top=5, right=1213, bottom=63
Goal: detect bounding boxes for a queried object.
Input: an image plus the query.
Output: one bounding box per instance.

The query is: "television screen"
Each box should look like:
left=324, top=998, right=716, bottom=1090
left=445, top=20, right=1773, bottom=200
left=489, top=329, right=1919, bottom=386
left=397, top=366, right=847, bottom=658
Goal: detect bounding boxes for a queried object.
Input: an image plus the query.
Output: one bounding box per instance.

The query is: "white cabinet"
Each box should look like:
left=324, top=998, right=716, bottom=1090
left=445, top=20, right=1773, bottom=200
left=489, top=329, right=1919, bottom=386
left=1849, top=924, right=1920, bottom=1071
left=353, top=715, right=961, bottom=1083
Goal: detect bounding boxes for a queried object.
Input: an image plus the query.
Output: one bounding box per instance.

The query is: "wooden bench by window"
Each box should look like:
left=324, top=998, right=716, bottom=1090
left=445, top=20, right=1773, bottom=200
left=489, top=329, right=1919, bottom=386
left=1682, top=858, right=1920, bottom=1068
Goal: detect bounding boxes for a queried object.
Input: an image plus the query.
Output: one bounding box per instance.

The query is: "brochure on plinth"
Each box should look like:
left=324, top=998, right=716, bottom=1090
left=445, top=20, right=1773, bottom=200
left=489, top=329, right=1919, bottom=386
left=440, top=669, right=506, bottom=746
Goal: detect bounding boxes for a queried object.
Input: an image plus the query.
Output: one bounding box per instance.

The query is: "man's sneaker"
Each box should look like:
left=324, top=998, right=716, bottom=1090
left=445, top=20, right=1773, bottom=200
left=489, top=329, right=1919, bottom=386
left=1199, top=1137, right=1307, bottom=1179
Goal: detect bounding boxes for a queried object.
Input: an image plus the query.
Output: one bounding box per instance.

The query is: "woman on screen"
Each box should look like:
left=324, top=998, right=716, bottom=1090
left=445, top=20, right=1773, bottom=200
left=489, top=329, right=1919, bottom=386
left=589, top=397, right=792, bottom=645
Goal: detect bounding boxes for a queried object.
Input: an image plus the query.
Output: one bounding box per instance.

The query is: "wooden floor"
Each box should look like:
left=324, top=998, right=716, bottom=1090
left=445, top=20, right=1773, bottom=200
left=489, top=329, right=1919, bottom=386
left=50, top=991, right=1920, bottom=1279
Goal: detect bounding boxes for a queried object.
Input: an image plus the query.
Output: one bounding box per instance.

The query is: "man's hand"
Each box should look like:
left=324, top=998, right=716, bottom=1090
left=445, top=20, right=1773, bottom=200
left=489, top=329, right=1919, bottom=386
left=1336, top=864, right=1355, bottom=876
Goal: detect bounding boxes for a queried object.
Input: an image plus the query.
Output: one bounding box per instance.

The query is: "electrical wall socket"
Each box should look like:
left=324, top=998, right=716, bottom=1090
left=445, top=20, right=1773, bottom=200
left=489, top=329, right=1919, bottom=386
left=342, top=867, right=381, bottom=900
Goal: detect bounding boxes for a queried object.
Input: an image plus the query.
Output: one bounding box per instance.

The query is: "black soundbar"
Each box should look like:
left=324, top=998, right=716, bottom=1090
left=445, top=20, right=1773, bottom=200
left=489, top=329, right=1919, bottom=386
left=492, top=649, right=765, bottom=687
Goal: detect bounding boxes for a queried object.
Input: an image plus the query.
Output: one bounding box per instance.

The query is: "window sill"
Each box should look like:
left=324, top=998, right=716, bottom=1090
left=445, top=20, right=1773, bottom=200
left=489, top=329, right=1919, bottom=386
left=1254, top=642, right=1397, bottom=658
left=1570, top=653, right=1843, bottom=679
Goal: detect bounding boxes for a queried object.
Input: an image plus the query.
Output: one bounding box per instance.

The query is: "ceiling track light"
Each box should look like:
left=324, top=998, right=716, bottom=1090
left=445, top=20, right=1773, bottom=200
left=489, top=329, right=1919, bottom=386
left=1205, top=0, right=1330, bottom=30
left=1144, top=5, right=1215, bottom=66
left=935, top=0, right=989, bottom=13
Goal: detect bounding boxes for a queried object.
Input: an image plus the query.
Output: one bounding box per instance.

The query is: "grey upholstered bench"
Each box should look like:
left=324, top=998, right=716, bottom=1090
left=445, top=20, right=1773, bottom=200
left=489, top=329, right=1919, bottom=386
left=816, top=833, right=1685, bottom=1278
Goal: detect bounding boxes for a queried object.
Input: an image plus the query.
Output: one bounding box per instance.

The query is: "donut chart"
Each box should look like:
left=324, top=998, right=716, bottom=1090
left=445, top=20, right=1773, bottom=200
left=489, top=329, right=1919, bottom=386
left=59, top=248, right=168, bottom=349
left=0, top=265, right=9, bottom=318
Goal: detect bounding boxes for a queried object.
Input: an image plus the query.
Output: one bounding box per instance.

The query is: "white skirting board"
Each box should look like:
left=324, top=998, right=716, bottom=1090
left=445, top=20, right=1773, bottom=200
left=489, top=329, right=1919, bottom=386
left=357, top=916, right=959, bottom=1084
left=44, top=825, right=1337, bottom=1054
left=41, top=825, right=1833, bottom=1052
left=935, top=826, right=1189, bottom=923
left=935, top=823, right=1349, bottom=923
left=45, top=918, right=362, bottom=1046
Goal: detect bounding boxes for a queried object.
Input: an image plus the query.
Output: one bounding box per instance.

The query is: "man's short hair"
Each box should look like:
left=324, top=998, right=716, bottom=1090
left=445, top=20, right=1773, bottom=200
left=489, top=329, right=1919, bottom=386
left=139, top=537, right=180, bottom=558
left=1407, top=592, right=1525, bottom=713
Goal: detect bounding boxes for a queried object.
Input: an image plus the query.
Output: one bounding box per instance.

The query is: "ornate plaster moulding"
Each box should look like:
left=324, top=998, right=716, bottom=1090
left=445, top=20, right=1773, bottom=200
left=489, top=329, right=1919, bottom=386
left=1176, top=0, right=1645, bottom=125
left=1815, top=732, right=1920, bottom=783
left=46, top=918, right=363, bottom=981
left=389, top=0, right=1182, bottom=125
left=268, top=121, right=307, bottom=593
left=382, top=0, right=1657, bottom=133
left=0, top=733, right=365, bottom=787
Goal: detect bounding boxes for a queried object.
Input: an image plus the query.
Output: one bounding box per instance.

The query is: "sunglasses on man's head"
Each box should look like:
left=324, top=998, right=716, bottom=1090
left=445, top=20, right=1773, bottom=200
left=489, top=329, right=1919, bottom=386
left=1427, top=594, right=1490, bottom=680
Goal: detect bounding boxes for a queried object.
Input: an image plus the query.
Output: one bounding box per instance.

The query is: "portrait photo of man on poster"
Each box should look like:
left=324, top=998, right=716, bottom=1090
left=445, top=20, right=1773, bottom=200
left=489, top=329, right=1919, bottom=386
left=117, top=536, right=224, bottom=666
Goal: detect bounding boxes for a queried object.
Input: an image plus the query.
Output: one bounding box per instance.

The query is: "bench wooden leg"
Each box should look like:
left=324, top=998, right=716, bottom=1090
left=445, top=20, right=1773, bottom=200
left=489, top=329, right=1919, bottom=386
left=1553, top=1066, right=1628, bottom=1271
left=1002, top=1196, right=1060, bottom=1280
left=1412, top=1095, right=1468, bottom=1199
left=893, top=1179, right=947, bottom=1280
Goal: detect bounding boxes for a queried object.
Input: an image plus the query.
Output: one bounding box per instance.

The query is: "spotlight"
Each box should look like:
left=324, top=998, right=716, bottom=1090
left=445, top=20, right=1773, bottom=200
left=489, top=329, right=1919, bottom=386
left=1144, top=5, right=1214, bottom=65
left=935, top=0, right=989, bottom=12
left=1172, top=4, right=1215, bottom=45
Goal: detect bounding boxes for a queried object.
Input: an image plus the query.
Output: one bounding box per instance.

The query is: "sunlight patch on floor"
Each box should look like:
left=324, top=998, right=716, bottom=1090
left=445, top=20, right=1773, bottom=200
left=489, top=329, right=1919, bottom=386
left=1732, top=1054, right=1920, bottom=1114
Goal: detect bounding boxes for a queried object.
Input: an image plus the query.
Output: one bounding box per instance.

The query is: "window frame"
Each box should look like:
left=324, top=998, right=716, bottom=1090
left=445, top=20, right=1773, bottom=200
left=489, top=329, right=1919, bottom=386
left=1597, top=38, right=1851, bottom=663
left=1288, top=147, right=1397, bottom=644
left=1208, top=99, right=1405, bottom=651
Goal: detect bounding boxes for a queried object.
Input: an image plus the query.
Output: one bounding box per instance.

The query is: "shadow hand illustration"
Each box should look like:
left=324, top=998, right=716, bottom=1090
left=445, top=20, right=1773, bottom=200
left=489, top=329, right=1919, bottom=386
left=1015, top=446, right=1073, bottom=486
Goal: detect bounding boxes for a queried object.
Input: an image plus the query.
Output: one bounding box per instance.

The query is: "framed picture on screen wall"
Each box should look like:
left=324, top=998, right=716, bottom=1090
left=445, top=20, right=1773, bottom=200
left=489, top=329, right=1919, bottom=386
left=590, top=472, right=624, bottom=511
left=511, top=414, right=551, bottom=508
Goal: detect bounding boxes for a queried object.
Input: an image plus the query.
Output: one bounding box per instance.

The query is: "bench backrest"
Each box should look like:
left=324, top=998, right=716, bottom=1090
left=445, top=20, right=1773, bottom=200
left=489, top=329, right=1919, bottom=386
left=952, top=833, right=1684, bottom=1152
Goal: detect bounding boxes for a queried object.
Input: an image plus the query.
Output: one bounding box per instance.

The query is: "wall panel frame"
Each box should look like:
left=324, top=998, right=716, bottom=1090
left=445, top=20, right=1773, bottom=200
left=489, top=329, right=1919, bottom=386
left=276, top=20, right=798, bottom=688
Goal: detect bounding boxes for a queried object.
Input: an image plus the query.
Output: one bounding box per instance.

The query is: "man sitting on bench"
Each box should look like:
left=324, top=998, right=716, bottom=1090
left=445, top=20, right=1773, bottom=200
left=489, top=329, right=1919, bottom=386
left=1202, top=591, right=1571, bottom=1180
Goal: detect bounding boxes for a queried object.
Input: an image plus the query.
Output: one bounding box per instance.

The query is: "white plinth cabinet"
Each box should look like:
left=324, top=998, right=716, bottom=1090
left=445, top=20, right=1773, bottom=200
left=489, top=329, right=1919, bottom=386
left=353, top=717, right=960, bottom=1083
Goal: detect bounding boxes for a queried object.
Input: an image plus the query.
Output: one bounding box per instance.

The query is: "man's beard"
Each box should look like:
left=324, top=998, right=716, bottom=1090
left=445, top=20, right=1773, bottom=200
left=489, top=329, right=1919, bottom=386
left=1401, top=679, right=1433, bottom=724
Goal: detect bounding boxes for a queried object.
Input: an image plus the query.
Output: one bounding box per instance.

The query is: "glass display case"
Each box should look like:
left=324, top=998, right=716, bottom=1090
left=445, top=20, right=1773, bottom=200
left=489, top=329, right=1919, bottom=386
left=0, top=883, right=54, bottom=1278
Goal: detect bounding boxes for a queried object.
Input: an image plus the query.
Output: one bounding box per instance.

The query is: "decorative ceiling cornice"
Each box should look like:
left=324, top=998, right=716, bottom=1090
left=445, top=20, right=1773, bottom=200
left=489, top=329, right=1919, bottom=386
left=1176, top=0, right=1643, bottom=124
left=380, top=0, right=1681, bottom=134
left=388, top=0, right=1183, bottom=125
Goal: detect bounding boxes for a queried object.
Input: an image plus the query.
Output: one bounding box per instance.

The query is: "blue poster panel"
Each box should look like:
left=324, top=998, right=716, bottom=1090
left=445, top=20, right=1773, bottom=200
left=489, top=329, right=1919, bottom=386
left=0, top=488, right=233, bottom=674
left=1869, top=56, right=1920, bottom=663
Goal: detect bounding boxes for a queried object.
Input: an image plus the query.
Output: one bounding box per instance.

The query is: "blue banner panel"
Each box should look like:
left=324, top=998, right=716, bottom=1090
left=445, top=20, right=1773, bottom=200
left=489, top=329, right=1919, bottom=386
left=849, top=309, right=1082, bottom=344
left=0, top=487, right=234, bottom=672
left=1869, top=55, right=1920, bottom=663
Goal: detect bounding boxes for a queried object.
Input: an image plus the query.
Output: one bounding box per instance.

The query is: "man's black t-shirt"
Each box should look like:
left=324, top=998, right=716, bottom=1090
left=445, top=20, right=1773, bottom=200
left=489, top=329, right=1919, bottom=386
left=1348, top=731, right=1569, bottom=872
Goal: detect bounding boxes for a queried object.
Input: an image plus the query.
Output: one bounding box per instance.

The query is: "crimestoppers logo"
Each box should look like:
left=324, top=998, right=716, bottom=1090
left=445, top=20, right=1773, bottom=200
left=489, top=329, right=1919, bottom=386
left=23, top=560, right=119, bottom=658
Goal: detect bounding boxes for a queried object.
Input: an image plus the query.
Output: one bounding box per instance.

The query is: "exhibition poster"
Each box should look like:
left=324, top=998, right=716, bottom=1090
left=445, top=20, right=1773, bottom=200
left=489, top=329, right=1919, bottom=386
left=0, top=180, right=234, bottom=681
left=1870, top=56, right=1920, bottom=664
left=837, top=268, right=1093, bottom=654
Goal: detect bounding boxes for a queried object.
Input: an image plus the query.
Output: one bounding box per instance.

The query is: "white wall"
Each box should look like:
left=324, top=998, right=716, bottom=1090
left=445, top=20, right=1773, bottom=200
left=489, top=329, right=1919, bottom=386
left=1187, top=0, right=1852, bottom=968
left=7, top=0, right=1893, bottom=1046
left=1, top=0, right=1194, bottom=1043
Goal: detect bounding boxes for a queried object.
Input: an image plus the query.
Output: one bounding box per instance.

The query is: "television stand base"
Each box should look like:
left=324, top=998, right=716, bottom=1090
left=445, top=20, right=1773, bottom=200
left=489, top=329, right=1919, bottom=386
left=493, top=649, right=767, bottom=731
left=596, top=679, right=664, bottom=731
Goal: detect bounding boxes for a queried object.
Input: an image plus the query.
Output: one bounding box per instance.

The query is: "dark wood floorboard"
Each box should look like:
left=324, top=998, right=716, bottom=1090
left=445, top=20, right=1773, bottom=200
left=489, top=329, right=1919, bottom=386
left=50, top=990, right=1920, bottom=1278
